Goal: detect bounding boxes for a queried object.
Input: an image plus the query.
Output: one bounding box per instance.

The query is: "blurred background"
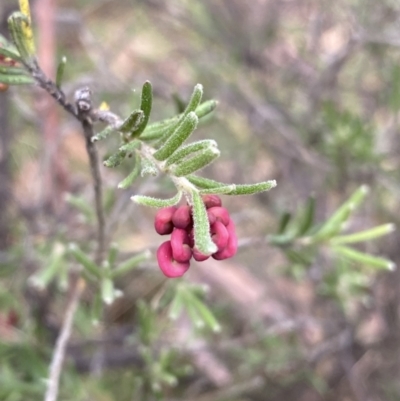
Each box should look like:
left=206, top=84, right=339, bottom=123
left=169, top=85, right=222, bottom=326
left=1, top=0, right=400, bottom=400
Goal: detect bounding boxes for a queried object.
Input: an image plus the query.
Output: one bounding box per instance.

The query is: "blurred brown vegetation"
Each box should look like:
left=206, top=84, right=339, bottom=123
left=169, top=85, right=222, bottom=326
left=2, top=0, right=400, bottom=400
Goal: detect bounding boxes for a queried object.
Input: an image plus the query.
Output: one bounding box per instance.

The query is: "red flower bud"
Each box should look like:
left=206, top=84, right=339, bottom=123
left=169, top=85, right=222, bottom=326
left=157, top=241, right=190, bottom=278
left=171, top=228, right=192, bottom=263
left=207, top=207, right=230, bottom=226
left=202, top=194, right=222, bottom=209
left=172, top=205, right=192, bottom=229
left=154, top=206, right=177, bottom=235
left=212, top=219, right=238, bottom=260
left=211, top=221, right=229, bottom=251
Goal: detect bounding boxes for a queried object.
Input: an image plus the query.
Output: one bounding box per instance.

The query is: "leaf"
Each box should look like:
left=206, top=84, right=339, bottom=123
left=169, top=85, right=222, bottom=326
left=199, top=185, right=236, bottom=195
left=119, top=110, right=144, bottom=134
left=171, top=146, right=220, bottom=177
left=68, top=243, right=102, bottom=280
left=227, top=180, right=277, bottom=195
left=154, top=84, right=203, bottom=146
left=111, top=250, right=151, bottom=278
left=101, top=277, right=115, bottom=305
left=103, top=150, right=127, bottom=168
left=165, top=140, right=217, bottom=167
left=28, top=243, right=65, bottom=289
left=118, top=154, right=141, bottom=189
left=56, top=56, right=67, bottom=88
left=191, top=190, right=217, bottom=255
left=0, top=34, right=21, bottom=60
left=153, top=112, right=199, bottom=161
left=168, top=291, right=185, bottom=321
left=132, top=81, right=153, bottom=138
left=312, top=185, right=369, bottom=241
left=131, top=191, right=182, bottom=208
left=65, top=193, right=95, bottom=222
left=296, top=196, right=315, bottom=236
left=140, top=99, right=217, bottom=141
left=8, top=12, right=35, bottom=61
left=331, top=223, right=396, bottom=245
left=188, top=294, right=221, bottom=332
left=0, top=72, right=34, bottom=85
left=333, top=245, right=396, bottom=271
left=278, top=212, right=292, bottom=234
left=91, top=125, right=117, bottom=142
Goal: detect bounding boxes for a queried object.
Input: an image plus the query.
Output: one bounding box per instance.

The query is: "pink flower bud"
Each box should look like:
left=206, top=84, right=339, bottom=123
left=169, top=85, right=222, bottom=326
left=157, top=241, right=190, bottom=278
left=193, top=248, right=210, bottom=262
left=212, top=219, right=238, bottom=260
left=172, top=205, right=192, bottom=229
left=207, top=207, right=230, bottom=226
left=202, top=194, right=222, bottom=209
left=207, top=209, right=217, bottom=225
left=210, top=221, right=229, bottom=251
left=154, top=207, right=177, bottom=235
left=171, top=228, right=192, bottom=263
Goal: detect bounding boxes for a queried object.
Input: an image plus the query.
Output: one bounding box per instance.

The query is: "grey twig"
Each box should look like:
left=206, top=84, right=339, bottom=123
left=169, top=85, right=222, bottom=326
left=74, top=87, right=107, bottom=265
left=44, top=278, right=86, bottom=401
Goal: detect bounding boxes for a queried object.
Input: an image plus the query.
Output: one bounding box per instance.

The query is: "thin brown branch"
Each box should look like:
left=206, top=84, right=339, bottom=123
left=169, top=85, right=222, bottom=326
left=44, top=277, right=86, bottom=401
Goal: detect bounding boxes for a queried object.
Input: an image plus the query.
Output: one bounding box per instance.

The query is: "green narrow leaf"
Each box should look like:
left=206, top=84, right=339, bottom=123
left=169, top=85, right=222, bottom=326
left=132, top=81, right=153, bottom=138
left=191, top=190, right=217, bottom=255
left=278, top=212, right=292, bottom=234
left=91, top=125, right=117, bottom=142
left=199, top=185, right=236, bottom=195
left=91, top=293, right=102, bottom=325
left=103, top=150, right=127, bottom=168
left=56, top=56, right=67, bottom=88
left=111, top=250, right=151, bottom=278
left=333, top=245, right=396, bottom=271
left=227, top=180, right=277, bottom=195
left=65, top=193, right=95, bottom=222
left=0, top=36, right=21, bottom=60
left=107, top=243, right=119, bottom=267
left=0, top=72, right=34, bottom=85
left=29, top=244, right=65, bottom=289
left=165, top=140, right=217, bottom=167
left=118, top=139, right=141, bottom=153
left=312, top=185, right=369, bottom=241
left=186, top=175, right=224, bottom=189
left=68, top=243, right=102, bottom=279
left=153, top=112, right=199, bottom=161
left=154, top=84, right=203, bottom=147
left=101, top=277, right=115, bottom=305
left=0, top=64, right=29, bottom=75
left=140, top=99, right=217, bottom=142
left=131, top=191, right=182, bottom=208
left=171, top=147, right=220, bottom=177
left=168, top=291, right=185, bottom=321
left=331, top=223, right=396, bottom=245
left=119, top=110, right=144, bottom=134
left=195, top=99, right=217, bottom=119
left=8, top=12, right=33, bottom=61
left=189, top=294, right=221, bottom=332
left=184, top=296, right=205, bottom=329
left=296, top=196, right=316, bottom=236
left=118, top=154, right=141, bottom=189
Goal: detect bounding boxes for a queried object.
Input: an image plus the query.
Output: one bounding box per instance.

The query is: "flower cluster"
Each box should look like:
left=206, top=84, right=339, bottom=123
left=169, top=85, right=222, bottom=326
left=155, top=195, right=237, bottom=278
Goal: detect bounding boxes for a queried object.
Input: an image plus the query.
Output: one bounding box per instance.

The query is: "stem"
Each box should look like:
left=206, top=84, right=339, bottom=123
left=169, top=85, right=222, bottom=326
left=81, top=117, right=106, bottom=265
left=44, top=277, right=86, bottom=401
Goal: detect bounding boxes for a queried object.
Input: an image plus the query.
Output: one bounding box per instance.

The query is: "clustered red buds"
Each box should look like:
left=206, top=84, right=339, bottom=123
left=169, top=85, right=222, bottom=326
left=155, top=195, right=237, bottom=278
